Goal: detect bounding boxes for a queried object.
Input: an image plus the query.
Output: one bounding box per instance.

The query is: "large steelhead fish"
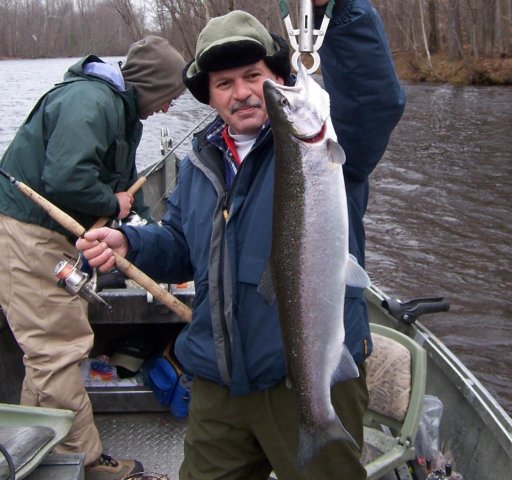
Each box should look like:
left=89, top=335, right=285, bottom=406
left=262, top=64, right=371, bottom=468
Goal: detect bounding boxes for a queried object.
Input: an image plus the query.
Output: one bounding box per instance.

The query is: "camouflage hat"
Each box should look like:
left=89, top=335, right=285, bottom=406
left=183, top=10, right=291, bottom=104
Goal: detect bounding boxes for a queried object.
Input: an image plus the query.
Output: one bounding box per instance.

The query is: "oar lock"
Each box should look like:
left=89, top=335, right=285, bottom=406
left=382, top=296, right=451, bottom=325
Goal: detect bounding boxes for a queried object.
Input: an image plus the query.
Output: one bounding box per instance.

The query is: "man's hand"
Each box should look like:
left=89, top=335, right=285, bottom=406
left=76, top=227, right=129, bottom=272
left=115, top=191, right=134, bottom=219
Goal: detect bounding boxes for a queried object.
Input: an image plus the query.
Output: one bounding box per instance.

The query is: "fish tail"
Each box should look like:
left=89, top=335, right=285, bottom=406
left=296, top=417, right=358, bottom=469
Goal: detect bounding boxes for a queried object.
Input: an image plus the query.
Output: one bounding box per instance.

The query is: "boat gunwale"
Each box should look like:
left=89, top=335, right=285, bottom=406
left=366, top=285, right=512, bottom=455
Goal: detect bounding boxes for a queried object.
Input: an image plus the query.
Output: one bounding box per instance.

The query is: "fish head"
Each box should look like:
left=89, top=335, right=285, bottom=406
left=263, top=62, right=333, bottom=143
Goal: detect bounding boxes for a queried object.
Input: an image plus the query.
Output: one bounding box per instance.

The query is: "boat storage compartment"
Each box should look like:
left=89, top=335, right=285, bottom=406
left=86, top=284, right=192, bottom=413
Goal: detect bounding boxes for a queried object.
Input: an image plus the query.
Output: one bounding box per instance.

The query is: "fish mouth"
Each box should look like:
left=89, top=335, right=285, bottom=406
left=295, top=123, right=326, bottom=143
left=263, top=78, right=327, bottom=143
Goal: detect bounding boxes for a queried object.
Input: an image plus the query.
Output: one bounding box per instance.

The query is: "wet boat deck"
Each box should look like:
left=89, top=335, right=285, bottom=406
left=96, top=412, right=187, bottom=478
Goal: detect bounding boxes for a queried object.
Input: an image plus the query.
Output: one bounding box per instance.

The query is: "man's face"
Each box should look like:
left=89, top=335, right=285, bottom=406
left=140, top=99, right=174, bottom=120
left=208, top=60, right=284, bottom=136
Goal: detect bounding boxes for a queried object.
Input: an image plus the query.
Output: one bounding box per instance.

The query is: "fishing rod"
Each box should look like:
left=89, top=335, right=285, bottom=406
left=91, top=109, right=216, bottom=230
left=0, top=166, right=193, bottom=323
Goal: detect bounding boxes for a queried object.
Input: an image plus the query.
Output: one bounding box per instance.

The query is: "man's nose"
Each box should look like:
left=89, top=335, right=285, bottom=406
left=232, top=79, right=251, bottom=99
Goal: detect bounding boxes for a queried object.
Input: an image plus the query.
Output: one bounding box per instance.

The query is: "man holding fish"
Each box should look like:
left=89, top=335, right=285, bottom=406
left=78, top=0, right=406, bottom=478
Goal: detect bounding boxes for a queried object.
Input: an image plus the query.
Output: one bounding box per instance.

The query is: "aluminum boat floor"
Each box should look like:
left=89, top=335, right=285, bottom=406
left=95, top=413, right=403, bottom=480
left=95, top=412, right=187, bottom=479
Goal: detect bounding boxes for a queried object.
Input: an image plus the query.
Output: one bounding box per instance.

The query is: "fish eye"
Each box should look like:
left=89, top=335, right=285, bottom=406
left=279, top=97, right=290, bottom=107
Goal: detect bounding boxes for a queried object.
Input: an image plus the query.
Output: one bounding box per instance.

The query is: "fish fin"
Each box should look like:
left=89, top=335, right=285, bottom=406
left=346, top=254, right=371, bottom=288
left=257, top=262, right=276, bottom=305
left=296, top=416, right=358, bottom=469
left=332, top=344, right=360, bottom=385
left=327, top=138, right=346, bottom=165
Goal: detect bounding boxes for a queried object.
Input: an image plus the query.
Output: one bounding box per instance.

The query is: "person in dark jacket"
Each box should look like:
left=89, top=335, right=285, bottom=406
left=0, top=36, right=185, bottom=480
left=77, top=2, right=406, bottom=479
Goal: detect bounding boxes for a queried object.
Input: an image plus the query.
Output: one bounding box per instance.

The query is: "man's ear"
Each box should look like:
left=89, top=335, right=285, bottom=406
left=276, top=76, right=285, bottom=85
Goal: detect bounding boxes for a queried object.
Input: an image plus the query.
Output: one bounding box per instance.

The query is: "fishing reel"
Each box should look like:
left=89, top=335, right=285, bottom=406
left=53, top=256, right=112, bottom=311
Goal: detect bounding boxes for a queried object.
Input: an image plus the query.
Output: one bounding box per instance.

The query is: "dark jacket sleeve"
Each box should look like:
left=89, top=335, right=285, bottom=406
left=122, top=165, right=193, bottom=283
left=317, top=0, right=406, bottom=183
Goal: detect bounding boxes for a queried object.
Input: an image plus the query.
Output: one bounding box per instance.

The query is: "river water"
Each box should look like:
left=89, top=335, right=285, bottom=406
left=1, top=57, right=511, bottom=415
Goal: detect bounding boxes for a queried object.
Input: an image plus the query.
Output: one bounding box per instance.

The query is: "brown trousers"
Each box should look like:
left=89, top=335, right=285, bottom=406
left=180, top=366, right=368, bottom=480
left=0, top=214, right=102, bottom=465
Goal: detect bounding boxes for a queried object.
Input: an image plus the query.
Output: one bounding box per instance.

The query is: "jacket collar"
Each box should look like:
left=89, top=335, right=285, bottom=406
left=202, top=116, right=271, bottom=189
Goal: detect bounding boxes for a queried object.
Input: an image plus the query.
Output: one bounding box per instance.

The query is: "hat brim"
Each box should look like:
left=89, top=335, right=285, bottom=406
left=198, top=39, right=267, bottom=72
left=183, top=33, right=291, bottom=105
left=110, top=353, right=144, bottom=373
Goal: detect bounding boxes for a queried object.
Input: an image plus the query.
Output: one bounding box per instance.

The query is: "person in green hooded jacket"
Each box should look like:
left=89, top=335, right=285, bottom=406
left=0, top=36, right=185, bottom=480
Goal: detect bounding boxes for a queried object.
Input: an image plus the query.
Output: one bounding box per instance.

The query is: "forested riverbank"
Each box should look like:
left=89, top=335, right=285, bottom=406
left=1, top=0, right=511, bottom=86
left=395, top=53, right=512, bottom=85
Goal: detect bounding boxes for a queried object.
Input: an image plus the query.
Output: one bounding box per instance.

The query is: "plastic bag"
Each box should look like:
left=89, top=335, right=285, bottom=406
left=415, top=395, right=444, bottom=465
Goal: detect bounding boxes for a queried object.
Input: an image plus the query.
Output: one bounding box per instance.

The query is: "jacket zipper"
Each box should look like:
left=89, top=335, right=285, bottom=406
left=219, top=192, right=233, bottom=378
left=219, top=162, right=246, bottom=380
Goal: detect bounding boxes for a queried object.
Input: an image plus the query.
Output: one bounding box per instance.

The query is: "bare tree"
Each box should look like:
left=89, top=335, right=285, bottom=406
left=428, top=0, right=440, bottom=53
left=111, top=0, right=146, bottom=41
left=1, top=0, right=510, bottom=68
left=155, top=0, right=208, bottom=59
left=495, top=0, right=512, bottom=56
left=446, top=0, right=464, bottom=59
left=418, top=0, right=432, bottom=65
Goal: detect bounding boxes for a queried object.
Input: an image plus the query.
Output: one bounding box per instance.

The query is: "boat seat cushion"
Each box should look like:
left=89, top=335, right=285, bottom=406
left=366, top=332, right=412, bottom=422
left=0, top=426, right=55, bottom=479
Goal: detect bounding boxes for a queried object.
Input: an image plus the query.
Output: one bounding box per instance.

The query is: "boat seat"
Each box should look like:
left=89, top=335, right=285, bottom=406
left=363, top=323, right=427, bottom=480
left=0, top=403, right=74, bottom=480
left=0, top=426, right=55, bottom=480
